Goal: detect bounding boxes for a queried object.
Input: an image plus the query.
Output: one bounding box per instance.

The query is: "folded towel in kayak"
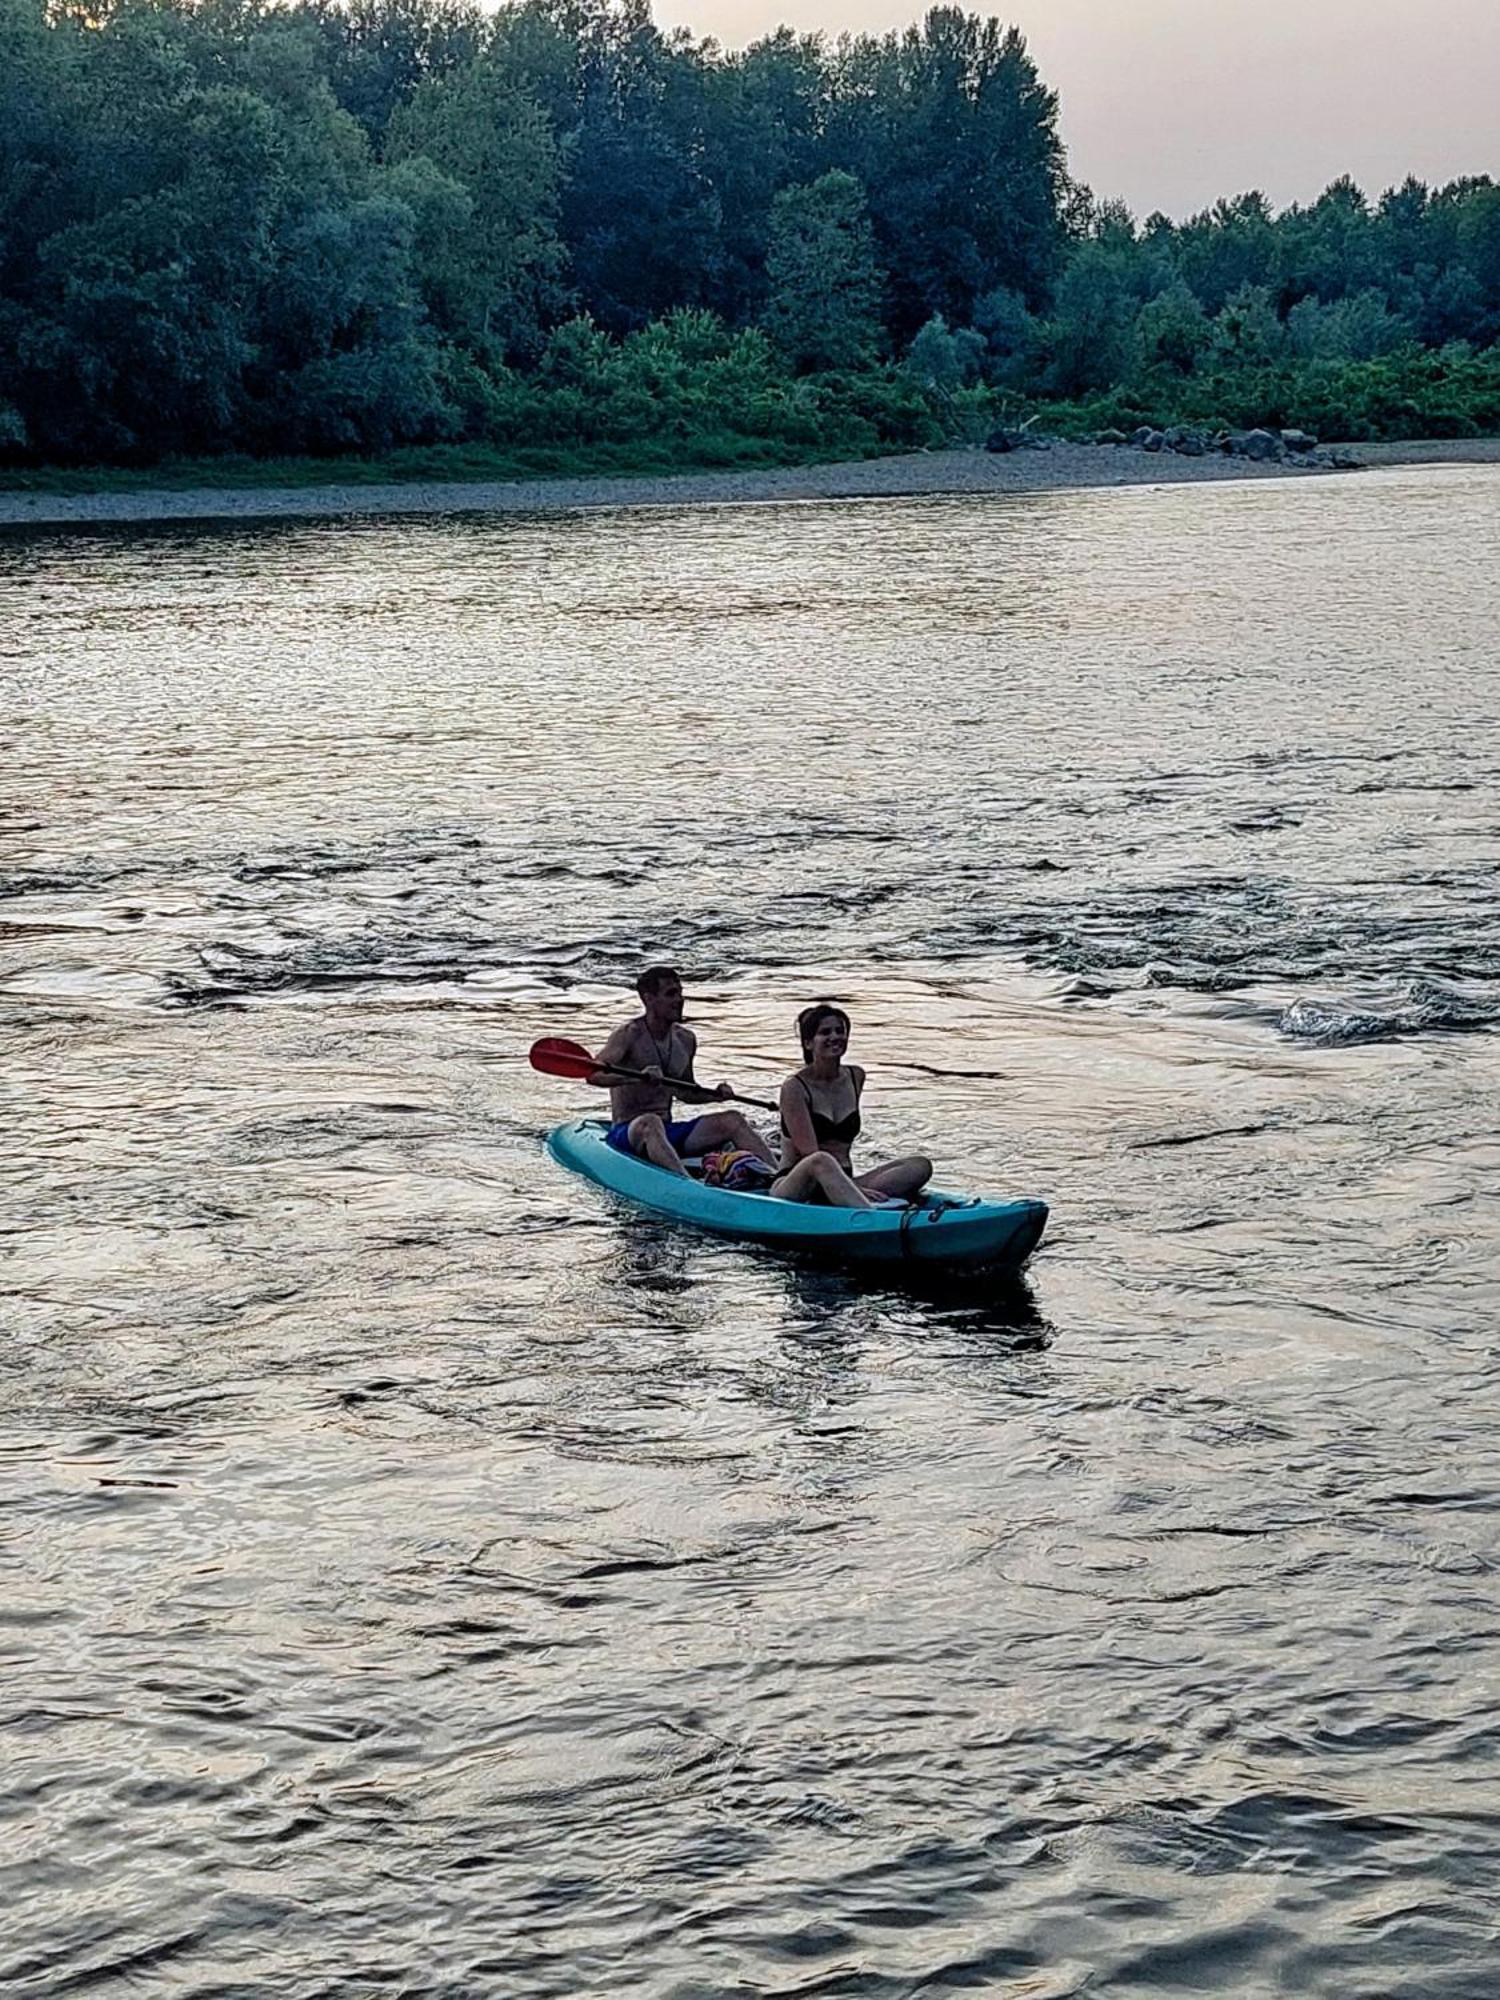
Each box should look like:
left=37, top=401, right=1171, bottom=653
left=700, top=1148, right=777, bottom=1192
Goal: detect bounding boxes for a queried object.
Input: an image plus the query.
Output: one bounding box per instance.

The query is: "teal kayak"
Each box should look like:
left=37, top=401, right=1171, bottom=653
left=547, top=1119, right=1047, bottom=1277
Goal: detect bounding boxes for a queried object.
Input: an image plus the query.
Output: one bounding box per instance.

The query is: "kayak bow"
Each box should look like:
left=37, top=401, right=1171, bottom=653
left=547, top=1119, right=1047, bottom=1276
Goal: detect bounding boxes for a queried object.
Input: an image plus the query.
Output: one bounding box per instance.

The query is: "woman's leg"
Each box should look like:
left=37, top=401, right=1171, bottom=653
left=855, top=1154, right=933, bottom=1201
left=771, top=1151, right=873, bottom=1209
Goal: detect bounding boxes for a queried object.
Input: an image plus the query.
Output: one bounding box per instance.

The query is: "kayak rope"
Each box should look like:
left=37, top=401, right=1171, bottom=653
left=899, top=1204, right=917, bottom=1258
left=900, top=1199, right=954, bottom=1252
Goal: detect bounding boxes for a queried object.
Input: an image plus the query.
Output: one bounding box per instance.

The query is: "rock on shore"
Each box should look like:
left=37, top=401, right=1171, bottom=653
left=1114, top=423, right=1360, bottom=469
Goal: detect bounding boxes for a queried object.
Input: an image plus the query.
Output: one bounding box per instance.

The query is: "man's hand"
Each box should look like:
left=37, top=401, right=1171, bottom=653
left=711, top=1081, right=734, bottom=1101
left=670, top=1079, right=719, bottom=1105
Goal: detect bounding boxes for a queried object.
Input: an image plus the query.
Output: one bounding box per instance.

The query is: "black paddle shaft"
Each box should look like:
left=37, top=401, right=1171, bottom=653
left=597, top=1059, right=778, bottom=1115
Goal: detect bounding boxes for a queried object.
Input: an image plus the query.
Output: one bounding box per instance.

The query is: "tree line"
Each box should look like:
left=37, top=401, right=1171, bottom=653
left=994, top=179, right=1500, bottom=440
left=2, top=0, right=1497, bottom=469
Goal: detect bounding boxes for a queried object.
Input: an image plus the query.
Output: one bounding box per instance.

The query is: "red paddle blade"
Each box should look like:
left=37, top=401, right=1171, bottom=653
left=529, top=1036, right=599, bottom=1080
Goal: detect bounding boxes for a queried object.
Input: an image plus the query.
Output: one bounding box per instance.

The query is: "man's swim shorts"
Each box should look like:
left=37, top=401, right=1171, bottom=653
left=604, top=1117, right=705, bottom=1156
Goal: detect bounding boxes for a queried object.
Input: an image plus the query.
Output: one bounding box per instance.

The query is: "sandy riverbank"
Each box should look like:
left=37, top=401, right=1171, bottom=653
left=1, top=437, right=1495, bottom=529
left=1329, top=438, right=1500, bottom=468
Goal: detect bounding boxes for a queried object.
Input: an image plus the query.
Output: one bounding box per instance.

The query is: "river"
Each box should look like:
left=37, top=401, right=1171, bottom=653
left=3, top=466, right=1498, bottom=1996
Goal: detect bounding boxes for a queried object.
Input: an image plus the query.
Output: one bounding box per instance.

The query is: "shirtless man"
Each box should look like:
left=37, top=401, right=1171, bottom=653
left=594, top=966, right=778, bottom=1178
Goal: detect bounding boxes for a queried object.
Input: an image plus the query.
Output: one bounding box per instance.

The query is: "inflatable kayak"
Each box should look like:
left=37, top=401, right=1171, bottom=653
left=547, top=1119, right=1047, bottom=1277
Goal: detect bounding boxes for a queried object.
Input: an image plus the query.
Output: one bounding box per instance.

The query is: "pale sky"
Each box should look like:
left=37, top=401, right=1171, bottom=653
left=653, top=0, right=1500, bottom=219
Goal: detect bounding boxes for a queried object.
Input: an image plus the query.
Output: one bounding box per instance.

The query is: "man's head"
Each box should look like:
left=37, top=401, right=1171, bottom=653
left=637, top=965, right=685, bottom=1022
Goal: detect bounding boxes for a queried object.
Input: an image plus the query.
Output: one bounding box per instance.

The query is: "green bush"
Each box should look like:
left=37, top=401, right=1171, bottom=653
left=382, top=319, right=953, bottom=471
left=1033, top=344, right=1500, bottom=443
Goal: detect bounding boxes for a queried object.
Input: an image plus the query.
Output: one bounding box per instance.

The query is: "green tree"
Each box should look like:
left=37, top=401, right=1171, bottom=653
left=1134, top=280, right=1211, bottom=376
left=1420, top=263, right=1488, bottom=345
left=1456, top=182, right=1500, bottom=321
left=762, top=169, right=884, bottom=370
left=20, top=81, right=292, bottom=457
left=1037, top=240, right=1139, bottom=394
left=826, top=9, right=1070, bottom=338
left=258, top=190, right=454, bottom=448
left=1211, top=282, right=1285, bottom=364
left=263, top=192, right=419, bottom=360
left=972, top=284, right=1034, bottom=382
left=1286, top=288, right=1411, bottom=361
left=692, top=31, right=828, bottom=325
left=1280, top=175, right=1379, bottom=303
left=1375, top=175, right=1432, bottom=278
left=298, top=0, right=483, bottom=138
left=907, top=313, right=985, bottom=388
left=386, top=55, right=563, bottom=352
left=1172, top=191, right=1280, bottom=313
left=491, top=0, right=726, bottom=333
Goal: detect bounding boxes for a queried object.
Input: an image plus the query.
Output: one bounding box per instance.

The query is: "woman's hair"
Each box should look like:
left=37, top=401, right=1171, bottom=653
left=796, top=1001, right=852, bottom=1061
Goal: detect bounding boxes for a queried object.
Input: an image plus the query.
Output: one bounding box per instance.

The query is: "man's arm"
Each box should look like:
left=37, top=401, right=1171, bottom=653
left=675, top=1029, right=733, bottom=1104
left=668, top=1028, right=715, bottom=1103
left=589, top=1022, right=638, bottom=1087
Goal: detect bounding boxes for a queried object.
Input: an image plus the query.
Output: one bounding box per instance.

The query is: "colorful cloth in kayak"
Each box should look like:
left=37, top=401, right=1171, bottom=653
left=604, top=1117, right=705, bottom=1155
left=699, top=1148, right=778, bottom=1192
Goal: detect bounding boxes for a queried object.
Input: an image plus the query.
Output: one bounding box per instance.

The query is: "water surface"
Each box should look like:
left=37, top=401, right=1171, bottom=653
left=3, top=467, right=1499, bottom=1997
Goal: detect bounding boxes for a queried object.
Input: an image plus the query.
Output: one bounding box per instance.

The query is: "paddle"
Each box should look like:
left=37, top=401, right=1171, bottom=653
left=529, top=1036, right=779, bottom=1114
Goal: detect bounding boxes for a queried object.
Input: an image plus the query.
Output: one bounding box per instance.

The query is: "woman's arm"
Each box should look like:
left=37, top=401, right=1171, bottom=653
left=778, top=1076, right=819, bottom=1164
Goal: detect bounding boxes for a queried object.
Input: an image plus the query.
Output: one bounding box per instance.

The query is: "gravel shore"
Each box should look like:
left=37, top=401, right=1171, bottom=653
left=1, top=437, right=1494, bottom=529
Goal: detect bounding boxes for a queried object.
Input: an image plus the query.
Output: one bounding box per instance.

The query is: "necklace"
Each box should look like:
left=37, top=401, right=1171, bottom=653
left=648, top=1027, right=677, bottom=1075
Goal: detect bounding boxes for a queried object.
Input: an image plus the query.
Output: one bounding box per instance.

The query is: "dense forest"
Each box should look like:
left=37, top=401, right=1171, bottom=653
left=3, top=0, right=1498, bottom=471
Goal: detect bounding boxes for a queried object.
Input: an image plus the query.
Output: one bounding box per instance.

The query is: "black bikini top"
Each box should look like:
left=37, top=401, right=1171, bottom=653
left=783, top=1074, right=862, bottom=1146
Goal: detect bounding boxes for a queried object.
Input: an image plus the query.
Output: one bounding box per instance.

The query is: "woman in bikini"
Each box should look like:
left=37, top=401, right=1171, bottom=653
left=769, top=1002, right=933, bottom=1207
